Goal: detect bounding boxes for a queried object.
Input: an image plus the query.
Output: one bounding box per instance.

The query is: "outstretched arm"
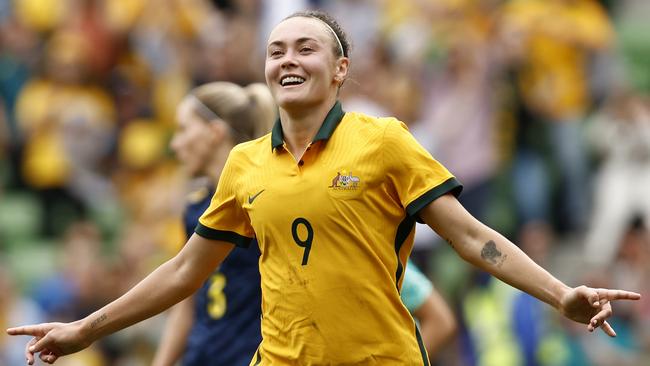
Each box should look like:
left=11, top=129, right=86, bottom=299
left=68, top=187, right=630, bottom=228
left=6, top=233, right=233, bottom=365
left=420, top=194, right=641, bottom=336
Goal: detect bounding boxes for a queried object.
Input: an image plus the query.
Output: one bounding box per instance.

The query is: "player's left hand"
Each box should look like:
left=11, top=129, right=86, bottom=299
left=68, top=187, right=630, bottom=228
left=559, top=285, right=641, bottom=337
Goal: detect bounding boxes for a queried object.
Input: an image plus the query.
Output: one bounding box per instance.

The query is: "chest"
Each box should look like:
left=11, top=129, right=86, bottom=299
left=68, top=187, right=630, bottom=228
left=239, top=141, right=396, bottom=236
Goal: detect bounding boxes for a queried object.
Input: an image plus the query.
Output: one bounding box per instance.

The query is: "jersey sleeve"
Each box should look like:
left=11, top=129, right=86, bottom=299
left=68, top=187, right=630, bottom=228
left=383, top=119, right=462, bottom=221
left=195, top=149, right=255, bottom=247
left=400, top=259, right=434, bottom=313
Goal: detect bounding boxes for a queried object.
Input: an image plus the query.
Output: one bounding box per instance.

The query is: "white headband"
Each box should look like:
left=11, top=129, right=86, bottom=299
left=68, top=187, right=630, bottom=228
left=191, top=95, right=250, bottom=141
left=313, top=18, right=345, bottom=57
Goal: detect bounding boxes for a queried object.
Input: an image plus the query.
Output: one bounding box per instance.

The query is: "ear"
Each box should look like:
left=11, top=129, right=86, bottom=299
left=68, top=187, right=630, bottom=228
left=208, top=119, right=228, bottom=142
left=334, top=57, right=350, bottom=85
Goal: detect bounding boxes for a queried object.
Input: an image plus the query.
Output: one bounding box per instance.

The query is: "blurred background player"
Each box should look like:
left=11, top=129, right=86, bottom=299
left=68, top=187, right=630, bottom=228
left=401, top=258, right=458, bottom=364
left=152, top=81, right=276, bottom=366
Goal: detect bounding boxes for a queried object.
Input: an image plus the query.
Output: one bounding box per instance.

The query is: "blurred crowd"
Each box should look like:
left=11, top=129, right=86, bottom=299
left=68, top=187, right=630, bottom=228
left=0, top=0, right=649, bottom=365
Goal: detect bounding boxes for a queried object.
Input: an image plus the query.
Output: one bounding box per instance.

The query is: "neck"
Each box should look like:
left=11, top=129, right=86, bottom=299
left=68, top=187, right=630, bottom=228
left=279, top=97, right=337, bottom=160
left=204, top=139, right=235, bottom=182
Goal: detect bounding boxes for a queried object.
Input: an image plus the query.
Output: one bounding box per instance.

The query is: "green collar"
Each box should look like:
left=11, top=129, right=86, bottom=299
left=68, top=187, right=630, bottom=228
left=271, top=101, right=345, bottom=150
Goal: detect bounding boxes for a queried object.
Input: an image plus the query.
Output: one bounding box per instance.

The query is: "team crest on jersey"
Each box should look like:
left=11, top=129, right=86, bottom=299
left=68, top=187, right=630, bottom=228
left=328, top=170, right=360, bottom=190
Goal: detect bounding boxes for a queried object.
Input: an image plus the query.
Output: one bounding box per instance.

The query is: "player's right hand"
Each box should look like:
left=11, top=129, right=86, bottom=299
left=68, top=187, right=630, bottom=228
left=6, top=321, right=91, bottom=365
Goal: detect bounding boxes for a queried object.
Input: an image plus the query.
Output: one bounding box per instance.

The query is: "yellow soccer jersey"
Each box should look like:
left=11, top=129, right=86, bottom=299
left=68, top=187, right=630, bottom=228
left=196, top=101, right=462, bottom=365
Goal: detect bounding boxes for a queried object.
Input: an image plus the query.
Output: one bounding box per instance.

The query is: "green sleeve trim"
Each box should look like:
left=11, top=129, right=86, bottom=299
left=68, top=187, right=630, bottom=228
left=394, top=216, right=416, bottom=292
left=406, top=177, right=463, bottom=222
left=194, top=223, right=253, bottom=248
left=415, top=324, right=431, bottom=366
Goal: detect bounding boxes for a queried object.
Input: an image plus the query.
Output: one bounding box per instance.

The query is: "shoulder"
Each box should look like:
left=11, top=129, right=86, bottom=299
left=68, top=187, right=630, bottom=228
left=341, top=111, right=407, bottom=141
left=229, top=133, right=272, bottom=161
left=344, top=111, right=403, bottom=129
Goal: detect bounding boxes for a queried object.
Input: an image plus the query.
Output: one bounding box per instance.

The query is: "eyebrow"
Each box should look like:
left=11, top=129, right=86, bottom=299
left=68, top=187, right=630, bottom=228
left=268, top=37, right=320, bottom=49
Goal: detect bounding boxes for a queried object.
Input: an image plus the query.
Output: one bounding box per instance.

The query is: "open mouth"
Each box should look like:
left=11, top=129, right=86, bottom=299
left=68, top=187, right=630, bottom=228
left=280, top=75, right=306, bottom=87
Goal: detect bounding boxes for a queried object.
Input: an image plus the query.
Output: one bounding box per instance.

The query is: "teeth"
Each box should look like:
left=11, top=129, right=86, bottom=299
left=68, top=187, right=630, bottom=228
left=281, top=76, right=305, bottom=86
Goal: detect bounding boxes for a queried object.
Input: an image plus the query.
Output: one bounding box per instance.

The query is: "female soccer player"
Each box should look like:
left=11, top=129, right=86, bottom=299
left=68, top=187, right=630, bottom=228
left=7, top=10, right=641, bottom=366
left=153, top=81, right=454, bottom=366
left=152, top=82, right=275, bottom=366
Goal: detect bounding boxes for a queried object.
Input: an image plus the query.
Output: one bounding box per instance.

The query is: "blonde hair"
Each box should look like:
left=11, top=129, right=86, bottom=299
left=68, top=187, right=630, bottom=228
left=190, top=82, right=276, bottom=143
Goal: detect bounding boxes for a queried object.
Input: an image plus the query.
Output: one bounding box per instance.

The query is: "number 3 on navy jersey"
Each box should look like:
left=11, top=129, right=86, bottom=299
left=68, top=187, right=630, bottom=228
left=291, top=218, right=313, bottom=265
left=207, top=273, right=226, bottom=319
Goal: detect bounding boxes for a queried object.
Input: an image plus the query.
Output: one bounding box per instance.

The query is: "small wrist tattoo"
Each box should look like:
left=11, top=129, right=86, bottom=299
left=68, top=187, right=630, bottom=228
left=90, top=314, right=107, bottom=329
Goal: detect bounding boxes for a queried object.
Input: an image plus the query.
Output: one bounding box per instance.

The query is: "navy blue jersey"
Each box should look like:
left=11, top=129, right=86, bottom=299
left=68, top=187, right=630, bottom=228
left=181, top=186, right=262, bottom=366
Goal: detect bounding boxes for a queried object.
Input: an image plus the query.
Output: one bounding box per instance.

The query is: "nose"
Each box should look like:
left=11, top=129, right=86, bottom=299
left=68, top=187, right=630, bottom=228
left=280, top=50, right=298, bottom=69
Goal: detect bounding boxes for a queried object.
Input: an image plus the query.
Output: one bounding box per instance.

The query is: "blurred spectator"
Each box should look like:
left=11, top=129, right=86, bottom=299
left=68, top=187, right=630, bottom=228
left=15, top=29, right=117, bottom=236
left=192, top=11, right=265, bottom=86
left=502, top=0, right=614, bottom=234
left=460, top=271, right=524, bottom=366
left=112, top=118, right=186, bottom=254
left=611, top=216, right=650, bottom=360
left=259, top=0, right=312, bottom=52
left=415, top=1, right=504, bottom=222
left=0, top=12, right=40, bottom=187
left=13, top=0, right=67, bottom=33
left=583, top=92, right=650, bottom=265
left=31, top=221, right=108, bottom=320
left=0, top=256, right=46, bottom=366
left=611, top=0, right=650, bottom=93
left=129, top=0, right=215, bottom=127
left=571, top=221, right=648, bottom=366
left=324, top=0, right=381, bottom=58
left=0, top=14, right=39, bottom=134
left=109, top=52, right=154, bottom=127
left=11, top=221, right=111, bottom=366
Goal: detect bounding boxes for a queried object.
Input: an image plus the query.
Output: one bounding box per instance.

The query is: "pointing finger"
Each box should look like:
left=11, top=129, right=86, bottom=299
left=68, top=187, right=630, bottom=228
left=7, top=325, right=48, bottom=337
left=598, top=289, right=641, bottom=301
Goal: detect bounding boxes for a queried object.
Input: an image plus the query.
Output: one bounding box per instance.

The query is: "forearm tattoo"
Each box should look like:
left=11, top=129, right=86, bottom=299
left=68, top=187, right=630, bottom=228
left=480, top=240, right=507, bottom=267
left=90, top=313, right=107, bottom=329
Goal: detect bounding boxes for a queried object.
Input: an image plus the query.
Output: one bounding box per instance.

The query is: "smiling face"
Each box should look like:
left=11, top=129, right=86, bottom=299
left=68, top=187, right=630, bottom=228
left=265, top=17, right=348, bottom=111
left=170, top=98, right=221, bottom=177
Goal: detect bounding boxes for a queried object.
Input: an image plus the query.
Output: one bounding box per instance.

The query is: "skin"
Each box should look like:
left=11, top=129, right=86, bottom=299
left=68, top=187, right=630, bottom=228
left=169, top=97, right=233, bottom=181
left=265, top=16, right=349, bottom=160
left=5, top=16, right=642, bottom=365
